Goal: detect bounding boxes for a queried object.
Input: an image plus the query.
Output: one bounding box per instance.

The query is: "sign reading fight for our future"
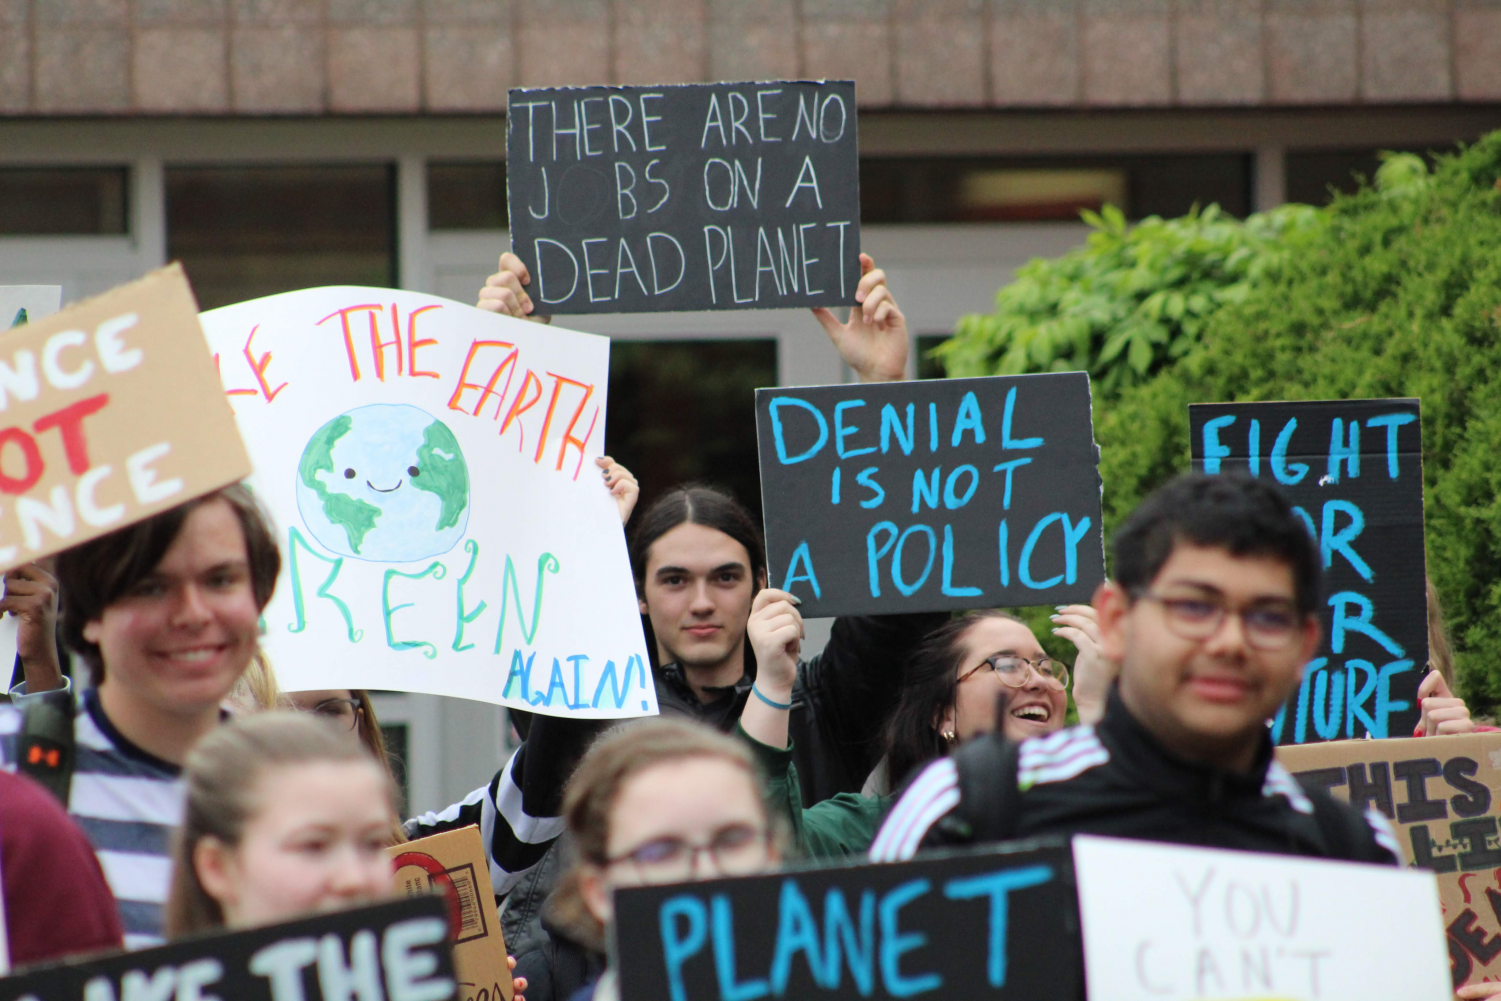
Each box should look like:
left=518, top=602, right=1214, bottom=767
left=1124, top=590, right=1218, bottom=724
left=200, top=288, right=655, bottom=718
left=0, top=896, right=456, bottom=1001
left=1277, top=732, right=1501, bottom=992
left=611, top=841, right=1079, bottom=1000
left=0, top=265, right=249, bottom=573
left=1073, top=835, right=1451, bottom=1000
left=755, top=372, right=1104, bottom=616
left=1190, top=399, right=1425, bottom=744
left=506, top=80, right=860, bottom=314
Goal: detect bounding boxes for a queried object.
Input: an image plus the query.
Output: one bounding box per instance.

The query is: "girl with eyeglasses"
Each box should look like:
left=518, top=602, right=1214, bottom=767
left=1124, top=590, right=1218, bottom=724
left=738, top=591, right=1114, bottom=860
left=547, top=718, right=783, bottom=1001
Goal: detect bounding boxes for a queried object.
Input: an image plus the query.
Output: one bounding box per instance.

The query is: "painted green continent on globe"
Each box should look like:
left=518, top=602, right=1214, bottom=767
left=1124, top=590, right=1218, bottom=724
left=295, top=403, right=470, bottom=562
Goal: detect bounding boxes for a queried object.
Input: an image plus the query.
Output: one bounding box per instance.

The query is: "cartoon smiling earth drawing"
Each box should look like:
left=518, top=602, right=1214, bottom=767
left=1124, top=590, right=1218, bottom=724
left=295, top=403, right=470, bottom=562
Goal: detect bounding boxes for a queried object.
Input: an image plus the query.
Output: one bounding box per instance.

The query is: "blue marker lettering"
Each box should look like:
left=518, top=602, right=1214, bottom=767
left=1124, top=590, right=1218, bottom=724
left=1249, top=418, right=1261, bottom=477
left=866, top=522, right=898, bottom=597
left=943, top=465, right=979, bottom=509
left=712, top=895, right=768, bottom=1001
left=568, top=654, right=589, bottom=709
left=991, top=458, right=1032, bottom=510
left=781, top=541, right=822, bottom=599
left=942, top=866, right=1053, bottom=988
left=768, top=397, right=828, bottom=464
left=1201, top=414, right=1235, bottom=474
left=770, top=881, right=825, bottom=992
left=540, top=657, right=569, bottom=707
left=1000, top=386, right=1043, bottom=449
left=941, top=525, right=982, bottom=597
left=1312, top=662, right=1344, bottom=741
left=880, top=403, right=915, bottom=455
left=1293, top=657, right=1326, bottom=744
left=879, top=880, right=941, bottom=997
left=1271, top=419, right=1308, bottom=485
left=1346, top=659, right=1379, bottom=737
left=1290, top=505, right=1317, bottom=540
left=1018, top=513, right=1066, bottom=590
left=1326, top=417, right=1360, bottom=484
left=856, top=467, right=884, bottom=509
left=1328, top=592, right=1404, bottom=658
left=997, top=520, right=1010, bottom=587
left=823, top=890, right=874, bottom=995
left=951, top=391, right=985, bottom=447
left=892, top=525, right=937, bottom=597
left=835, top=400, right=875, bottom=458
left=1375, top=658, right=1415, bottom=738
left=1366, top=412, right=1416, bottom=479
left=911, top=468, right=940, bottom=513
left=1320, top=500, right=1373, bottom=582
left=502, top=649, right=535, bottom=701
left=928, top=403, right=938, bottom=453
left=659, top=896, right=707, bottom=1001
left=830, top=467, right=840, bottom=504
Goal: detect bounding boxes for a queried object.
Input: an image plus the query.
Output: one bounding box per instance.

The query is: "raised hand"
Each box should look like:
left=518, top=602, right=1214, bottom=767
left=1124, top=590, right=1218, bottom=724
left=1052, top=603, right=1116, bottom=725
left=597, top=456, right=640, bottom=526
left=477, top=252, right=551, bottom=324
left=1417, top=668, right=1476, bottom=736
left=0, top=562, right=62, bottom=694
left=741, top=588, right=804, bottom=749
left=811, top=253, right=907, bottom=383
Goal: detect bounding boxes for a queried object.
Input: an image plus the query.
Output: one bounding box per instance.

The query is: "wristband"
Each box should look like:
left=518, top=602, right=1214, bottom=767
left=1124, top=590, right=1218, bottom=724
left=751, top=686, right=792, bottom=711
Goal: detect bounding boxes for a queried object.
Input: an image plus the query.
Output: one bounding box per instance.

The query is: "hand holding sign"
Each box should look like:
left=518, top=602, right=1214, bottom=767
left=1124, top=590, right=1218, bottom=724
left=1417, top=668, right=1478, bottom=736
left=477, top=253, right=549, bottom=324
left=811, top=254, right=907, bottom=384
left=0, top=561, right=61, bottom=693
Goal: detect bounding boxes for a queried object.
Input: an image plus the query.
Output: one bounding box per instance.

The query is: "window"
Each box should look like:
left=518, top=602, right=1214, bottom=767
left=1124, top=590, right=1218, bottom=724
left=861, top=154, right=1252, bottom=223
left=166, top=165, right=395, bottom=310
left=1285, top=148, right=1425, bottom=206
left=0, top=167, right=128, bottom=235
left=607, top=340, right=778, bottom=524
left=428, top=161, right=509, bottom=230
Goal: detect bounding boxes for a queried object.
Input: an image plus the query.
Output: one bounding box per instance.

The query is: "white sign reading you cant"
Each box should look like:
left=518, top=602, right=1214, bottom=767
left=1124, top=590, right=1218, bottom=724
left=1072, top=835, right=1450, bottom=1001
left=200, top=287, right=655, bottom=718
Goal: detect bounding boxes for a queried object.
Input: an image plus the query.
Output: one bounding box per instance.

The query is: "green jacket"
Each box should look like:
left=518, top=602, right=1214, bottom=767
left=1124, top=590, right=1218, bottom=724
left=737, top=723, right=891, bottom=860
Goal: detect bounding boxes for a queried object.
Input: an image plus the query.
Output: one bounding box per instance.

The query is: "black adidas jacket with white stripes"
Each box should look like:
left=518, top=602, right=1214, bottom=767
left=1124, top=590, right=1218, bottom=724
left=870, top=686, right=1402, bottom=865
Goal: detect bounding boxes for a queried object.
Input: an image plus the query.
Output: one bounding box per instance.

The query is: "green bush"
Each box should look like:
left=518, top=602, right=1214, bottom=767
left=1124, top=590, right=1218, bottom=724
left=1096, top=141, right=1501, bottom=708
left=936, top=202, right=1323, bottom=395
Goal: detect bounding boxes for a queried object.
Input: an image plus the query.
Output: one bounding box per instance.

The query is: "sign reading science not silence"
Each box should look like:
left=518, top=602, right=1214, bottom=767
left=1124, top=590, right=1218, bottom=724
left=506, top=80, right=860, bottom=314
left=200, top=287, right=655, bottom=719
left=0, top=264, right=249, bottom=572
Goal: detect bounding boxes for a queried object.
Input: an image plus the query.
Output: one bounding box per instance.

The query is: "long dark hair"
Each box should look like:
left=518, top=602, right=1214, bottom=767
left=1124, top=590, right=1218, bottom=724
left=628, top=484, right=765, bottom=667
left=882, top=609, right=1024, bottom=790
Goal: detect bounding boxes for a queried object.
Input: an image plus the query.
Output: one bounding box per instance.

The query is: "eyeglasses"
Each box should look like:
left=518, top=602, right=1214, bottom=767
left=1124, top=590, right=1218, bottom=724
left=958, top=655, right=1069, bottom=691
left=1135, top=591, right=1302, bottom=651
left=603, top=823, right=771, bottom=884
left=308, top=697, right=361, bottom=731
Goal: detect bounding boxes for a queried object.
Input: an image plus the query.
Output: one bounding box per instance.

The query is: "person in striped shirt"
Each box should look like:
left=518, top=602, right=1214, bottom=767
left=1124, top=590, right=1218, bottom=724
left=1, top=484, right=280, bottom=949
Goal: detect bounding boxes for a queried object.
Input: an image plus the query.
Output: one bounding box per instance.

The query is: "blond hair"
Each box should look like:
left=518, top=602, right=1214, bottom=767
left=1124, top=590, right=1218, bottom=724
left=164, top=712, right=393, bottom=937
left=1427, top=576, right=1456, bottom=691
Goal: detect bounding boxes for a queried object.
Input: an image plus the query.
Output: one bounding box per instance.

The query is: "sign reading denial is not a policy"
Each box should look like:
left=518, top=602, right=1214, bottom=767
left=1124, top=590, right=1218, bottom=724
left=1190, top=399, right=1425, bottom=744
left=200, top=288, right=655, bottom=718
left=0, top=264, right=248, bottom=571
left=756, top=372, right=1104, bottom=617
left=506, top=80, right=860, bottom=314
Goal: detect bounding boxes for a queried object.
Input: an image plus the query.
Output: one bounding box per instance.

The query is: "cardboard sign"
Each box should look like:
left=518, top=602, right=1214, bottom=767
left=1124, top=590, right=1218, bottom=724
left=389, top=827, right=512, bottom=1001
left=612, top=841, right=1078, bottom=1000
left=0, top=286, right=61, bottom=328
left=0, top=896, right=456, bottom=1001
left=755, top=372, right=1104, bottom=616
left=200, top=287, right=655, bottom=718
left=1190, top=399, right=1426, bottom=743
left=0, top=265, right=250, bottom=574
left=1072, top=834, right=1450, bottom=1000
left=1278, top=732, right=1501, bottom=991
left=506, top=80, right=860, bottom=314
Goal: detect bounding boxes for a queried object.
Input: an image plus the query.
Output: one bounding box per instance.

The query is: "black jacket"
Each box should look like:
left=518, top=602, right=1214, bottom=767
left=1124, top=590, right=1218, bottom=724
left=870, top=687, right=1403, bottom=864
left=653, top=611, right=946, bottom=807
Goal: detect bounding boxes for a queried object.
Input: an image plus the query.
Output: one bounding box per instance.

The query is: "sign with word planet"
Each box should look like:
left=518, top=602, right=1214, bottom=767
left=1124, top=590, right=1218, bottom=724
left=1072, top=835, right=1451, bottom=1001
left=756, top=372, right=1104, bottom=616
left=1277, top=732, right=1501, bottom=991
left=1190, top=398, right=1425, bottom=743
left=0, top=896, right=456, bottom=1001
left=0, top=265, right=249, bottom=573
left=200, top=288, right=655, bottom=718
left=612, top=841, right=1079, bottom=1000
left=506, top=80, right=860, bottom=314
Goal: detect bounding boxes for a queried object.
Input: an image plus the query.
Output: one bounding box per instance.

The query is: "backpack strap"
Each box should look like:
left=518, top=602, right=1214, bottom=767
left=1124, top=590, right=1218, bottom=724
left=18, top=687, right=75, bottom=806
left=933, top=733, right=1022, bottom=845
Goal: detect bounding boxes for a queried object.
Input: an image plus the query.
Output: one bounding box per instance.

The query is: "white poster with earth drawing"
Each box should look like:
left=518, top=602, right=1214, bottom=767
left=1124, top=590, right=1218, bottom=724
left=200, top=287, right=657, bottom=718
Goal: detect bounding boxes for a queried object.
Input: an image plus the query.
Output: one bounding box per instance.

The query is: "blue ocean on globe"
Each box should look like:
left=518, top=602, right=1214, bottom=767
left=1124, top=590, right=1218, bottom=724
left=295, top=403, right=470, bottom=562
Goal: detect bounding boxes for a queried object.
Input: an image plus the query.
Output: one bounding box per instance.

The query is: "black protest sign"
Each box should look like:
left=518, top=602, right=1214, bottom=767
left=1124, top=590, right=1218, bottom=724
left=756, top=373, right=1104, bottom=617
left=1189, top=398, right=1425, bottom=744
left=506, top=80, right=860, bottom=314
left=611, top=841, right=1078, bottom=1001
left=0, top=897, right=456, bottom=1001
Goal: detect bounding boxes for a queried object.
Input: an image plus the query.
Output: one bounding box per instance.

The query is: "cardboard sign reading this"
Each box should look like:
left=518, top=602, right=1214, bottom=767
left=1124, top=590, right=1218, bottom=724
left=0, top=264, right=249, bottom=573
left=612, top=841, right=1078, bottom=1000
left=756, top=372, right=1104, bottom=616
left=1278, top=732, right=1501, bottom=991
left=0, top=896, right=456, bottom=1001
left=1073, top=834, right=1450, bottom=1000
left=1191, top=398, right=1426, bottom=743
left=506, top=80, right=860, bottom=314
